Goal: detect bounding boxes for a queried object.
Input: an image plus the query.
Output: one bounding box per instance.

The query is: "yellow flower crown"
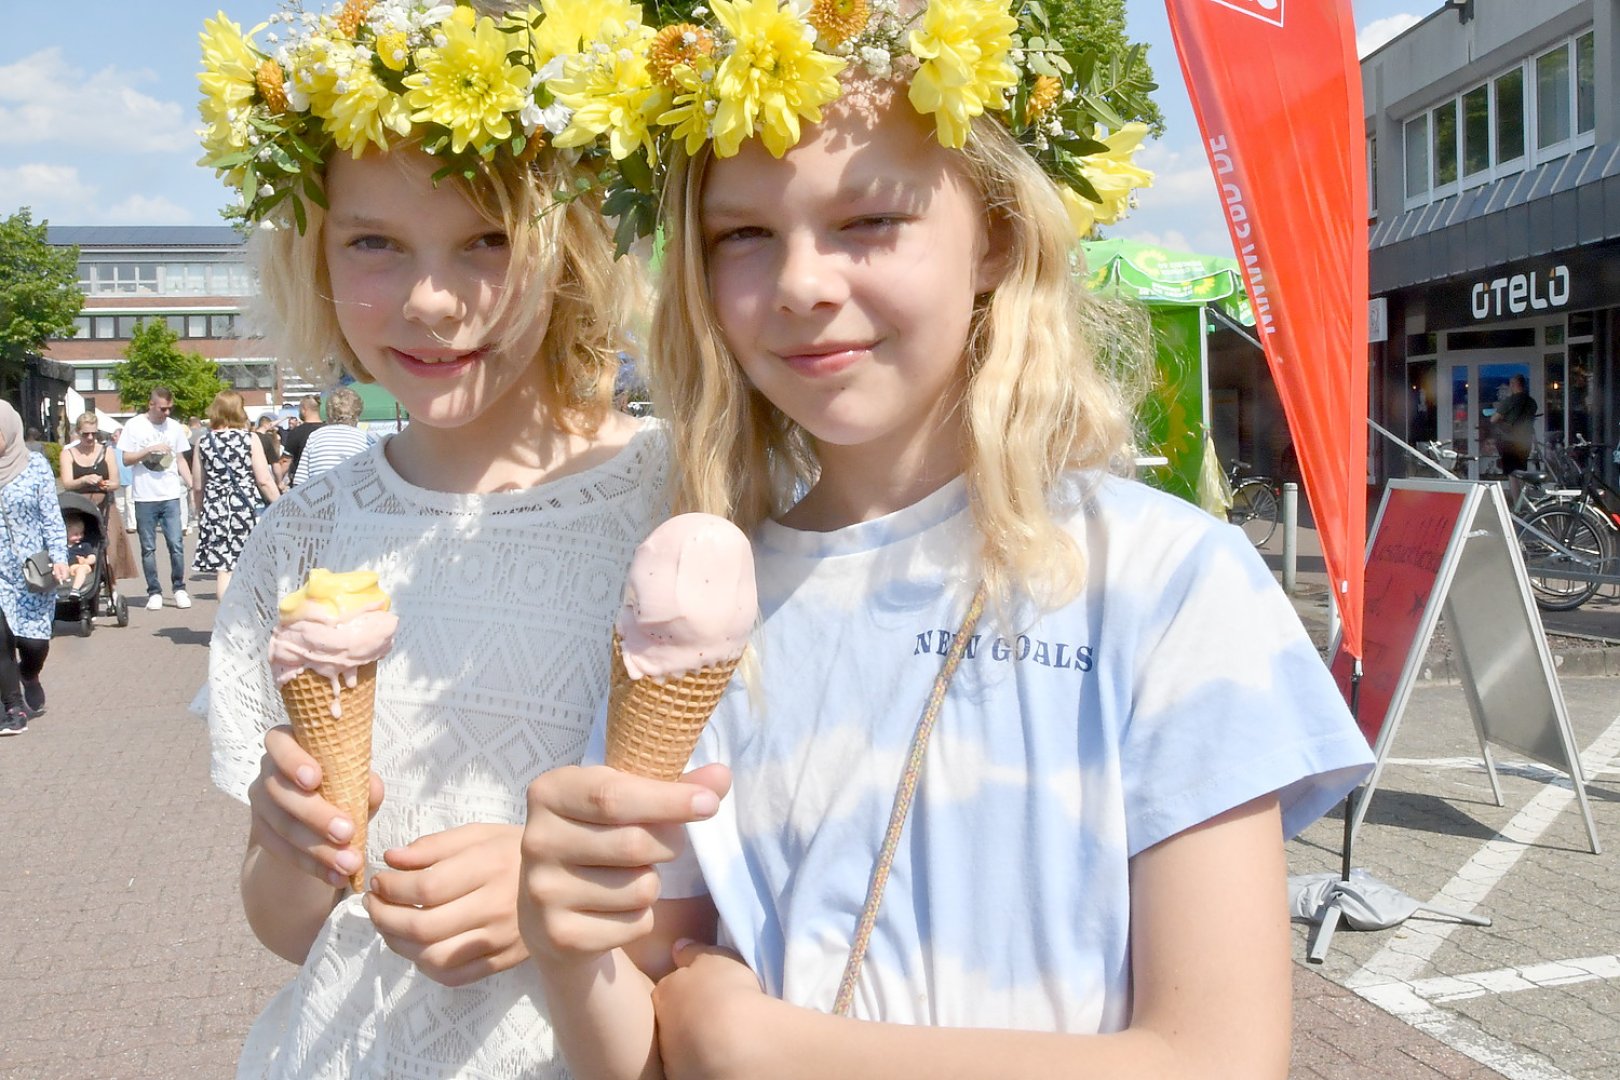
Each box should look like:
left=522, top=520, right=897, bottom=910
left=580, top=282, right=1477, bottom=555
left=198, top=0, right=1154, bottom=245
left=198, top=1, right=596, bottom=229
left=579, top=0, right=1157, bottom=249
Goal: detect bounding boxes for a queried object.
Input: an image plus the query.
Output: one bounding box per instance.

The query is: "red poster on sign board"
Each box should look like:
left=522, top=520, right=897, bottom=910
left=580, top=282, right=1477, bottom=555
left=1163, top=0, right=1370, bottom=661
left=1330, top=488, right=1468, bottom=747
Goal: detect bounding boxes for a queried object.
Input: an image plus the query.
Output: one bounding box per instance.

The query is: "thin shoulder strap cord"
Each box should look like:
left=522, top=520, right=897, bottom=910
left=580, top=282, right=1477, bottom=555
left=832, top=581, right=989, bottom=1019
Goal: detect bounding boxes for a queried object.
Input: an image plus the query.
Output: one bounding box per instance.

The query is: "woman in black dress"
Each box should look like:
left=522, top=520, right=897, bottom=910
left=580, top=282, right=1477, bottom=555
left=59, top=413, right=135, bottom=584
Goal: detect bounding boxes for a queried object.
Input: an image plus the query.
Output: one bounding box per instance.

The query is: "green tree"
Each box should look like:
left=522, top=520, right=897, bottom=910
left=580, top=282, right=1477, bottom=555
left=113, top=320, right=226, bottom=421
left=0, top=207, right=83, bottom=390
left=1046, top=0, right=1165, bottom=135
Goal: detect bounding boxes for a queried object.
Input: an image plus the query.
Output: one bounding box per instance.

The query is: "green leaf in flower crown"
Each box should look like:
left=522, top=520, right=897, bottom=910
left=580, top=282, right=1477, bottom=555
left=291, top=194, right=308, bottom=234
left=302, top=173, right=329, bottom=210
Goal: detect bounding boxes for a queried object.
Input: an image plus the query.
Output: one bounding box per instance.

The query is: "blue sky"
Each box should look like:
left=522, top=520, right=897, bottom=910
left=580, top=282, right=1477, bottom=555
left=0, top=1, right=1436, bottom=258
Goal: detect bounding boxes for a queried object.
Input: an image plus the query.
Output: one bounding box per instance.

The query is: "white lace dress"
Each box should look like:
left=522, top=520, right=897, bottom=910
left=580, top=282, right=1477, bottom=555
left=205, top=428, right=667, bottom=1079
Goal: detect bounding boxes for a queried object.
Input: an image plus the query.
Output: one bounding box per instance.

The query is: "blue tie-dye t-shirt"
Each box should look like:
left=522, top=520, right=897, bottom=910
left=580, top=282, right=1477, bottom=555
left=640, top=473, right=1372, bottom=1031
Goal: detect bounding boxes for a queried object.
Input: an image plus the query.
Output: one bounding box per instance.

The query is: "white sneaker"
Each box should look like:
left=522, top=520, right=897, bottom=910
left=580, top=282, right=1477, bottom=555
left=145, top=594, right=164, bottom=611
left=174, top=590, right=193, bottom=610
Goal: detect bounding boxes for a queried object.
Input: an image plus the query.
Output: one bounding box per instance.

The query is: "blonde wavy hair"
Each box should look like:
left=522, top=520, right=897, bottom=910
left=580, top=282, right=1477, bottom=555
left=648, top=110, right=1148, bottom=609
left=250, top=142, right=642, bottom=436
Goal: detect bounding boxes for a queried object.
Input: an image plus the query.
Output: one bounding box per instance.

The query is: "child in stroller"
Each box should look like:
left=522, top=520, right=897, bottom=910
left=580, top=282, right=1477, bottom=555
left=55, top=492, right=128, bottom=635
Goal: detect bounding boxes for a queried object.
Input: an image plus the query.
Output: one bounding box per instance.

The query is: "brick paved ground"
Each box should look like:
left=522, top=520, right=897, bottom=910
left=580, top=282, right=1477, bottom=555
left=4, top=544, right=1610, bottom=1078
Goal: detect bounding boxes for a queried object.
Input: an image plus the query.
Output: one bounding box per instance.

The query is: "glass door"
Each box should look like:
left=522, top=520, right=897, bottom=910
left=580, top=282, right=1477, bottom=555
left=1439, top=351, right=1537, bottom=478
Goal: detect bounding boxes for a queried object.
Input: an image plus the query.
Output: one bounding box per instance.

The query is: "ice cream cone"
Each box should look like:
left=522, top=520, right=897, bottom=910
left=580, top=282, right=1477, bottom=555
left=605, top=633, right=738, bottom=781
left=279, top=661, right=377, bottom=891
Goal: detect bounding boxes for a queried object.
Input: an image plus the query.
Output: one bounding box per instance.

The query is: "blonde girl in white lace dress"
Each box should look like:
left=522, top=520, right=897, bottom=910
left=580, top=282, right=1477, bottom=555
left=199, top=5, right=665, bottom=1076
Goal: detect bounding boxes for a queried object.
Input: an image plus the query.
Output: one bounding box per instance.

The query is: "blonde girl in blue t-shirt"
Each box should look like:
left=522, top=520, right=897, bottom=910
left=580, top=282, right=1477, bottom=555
left=517, top=5, right=1371, bottom=1078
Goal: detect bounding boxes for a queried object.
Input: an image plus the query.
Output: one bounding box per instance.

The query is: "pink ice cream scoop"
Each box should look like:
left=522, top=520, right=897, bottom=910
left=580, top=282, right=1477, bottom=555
left=614, top=514, right=757, bottom=681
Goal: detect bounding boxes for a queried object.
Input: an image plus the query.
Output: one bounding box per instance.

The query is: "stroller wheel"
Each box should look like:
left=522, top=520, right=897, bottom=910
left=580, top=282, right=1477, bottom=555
left=81, top=609, right=94, bottom=636
left=115, top=593, right=129, bottom=628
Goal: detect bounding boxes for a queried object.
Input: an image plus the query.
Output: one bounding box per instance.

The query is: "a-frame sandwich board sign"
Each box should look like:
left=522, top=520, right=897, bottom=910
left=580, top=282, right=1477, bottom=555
left=1329, top=479, right=1599, bottom=854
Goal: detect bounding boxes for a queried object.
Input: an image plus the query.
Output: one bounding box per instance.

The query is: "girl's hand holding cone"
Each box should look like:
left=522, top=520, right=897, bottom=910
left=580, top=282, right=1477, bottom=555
left=247, top=724, right=385, bottom=891
left=366, top=822, right=530, bottom=988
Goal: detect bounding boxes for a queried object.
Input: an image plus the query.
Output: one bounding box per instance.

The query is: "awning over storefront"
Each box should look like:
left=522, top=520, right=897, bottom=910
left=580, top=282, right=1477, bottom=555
left=1370, top=140, right=1620, bottom=294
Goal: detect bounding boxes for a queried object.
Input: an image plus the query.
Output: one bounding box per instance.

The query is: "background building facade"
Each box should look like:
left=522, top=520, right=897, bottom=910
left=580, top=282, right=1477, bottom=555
left=1365, top=0, right=1620, bottom=483
left=41, top=225, right=315, bottom=429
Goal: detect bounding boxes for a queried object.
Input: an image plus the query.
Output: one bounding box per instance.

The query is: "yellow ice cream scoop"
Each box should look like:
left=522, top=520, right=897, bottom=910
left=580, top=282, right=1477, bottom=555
left=279, top=568, right=392, bottom=622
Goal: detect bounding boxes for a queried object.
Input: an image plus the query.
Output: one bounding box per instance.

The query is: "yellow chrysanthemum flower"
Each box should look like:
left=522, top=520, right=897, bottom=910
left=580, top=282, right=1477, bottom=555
left=657, top=66, right=718, bottom=155
left=198, top=13, right=261, bottom=156
left=375, top=31, right=410, bottom=71
left=288, top=32, right=343, bottom=105
left=648, top=24, right=715, bottom=88
left=710, top=0, right=846, bottom=159
left=548, top=22, right=668, bottom=160
left=336, top=0, right=374, bottom=39
left=313, top=42, right=413, bottom=155
left=1062, top=123, right=1155, bottom=236
left=907, top=0, right=1017, bottom=149
left=1024, top=74, right=1060, bottom=123
left=532, top=0, right=643, bottom=64
left=807, top=0, right=869, bottom=49
left=404, top=6, right=532, bottom=154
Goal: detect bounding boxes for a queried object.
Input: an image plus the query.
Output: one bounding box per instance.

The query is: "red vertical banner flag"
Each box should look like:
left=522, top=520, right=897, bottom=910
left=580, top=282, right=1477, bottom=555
left=1163, top=0, right=1370, bottom=660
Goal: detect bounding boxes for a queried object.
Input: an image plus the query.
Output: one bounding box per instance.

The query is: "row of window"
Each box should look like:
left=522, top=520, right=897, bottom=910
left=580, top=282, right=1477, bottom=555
left=1402, top=31, right=1595, bottom=209
left=72, top=361, right=277, bottom=394
left=76, top=261, right=255, bottom=298
left=63, top=312, right=242, bottom=341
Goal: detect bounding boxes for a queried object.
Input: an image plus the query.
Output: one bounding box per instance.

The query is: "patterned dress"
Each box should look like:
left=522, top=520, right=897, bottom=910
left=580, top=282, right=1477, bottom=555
left=193, top=429, right=263, bottom=573
left=0, top=453, right=69, bottom=640
left=205, top=428, right=669, bottom=1079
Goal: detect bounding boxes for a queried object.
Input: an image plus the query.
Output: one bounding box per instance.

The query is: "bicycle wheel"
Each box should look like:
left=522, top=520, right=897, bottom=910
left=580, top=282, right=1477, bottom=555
left=1228, top=480, right=1279, bottom=547
left=1517, top=506, right=1607, bottom=611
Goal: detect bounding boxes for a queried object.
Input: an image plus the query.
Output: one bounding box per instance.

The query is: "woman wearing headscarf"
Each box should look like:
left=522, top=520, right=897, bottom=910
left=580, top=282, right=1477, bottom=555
left=0, top=402, right=68, bottom=735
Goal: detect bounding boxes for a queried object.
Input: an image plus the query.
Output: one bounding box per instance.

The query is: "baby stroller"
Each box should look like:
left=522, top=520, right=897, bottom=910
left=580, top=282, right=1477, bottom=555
left=55, top=492, right=129, bottom=636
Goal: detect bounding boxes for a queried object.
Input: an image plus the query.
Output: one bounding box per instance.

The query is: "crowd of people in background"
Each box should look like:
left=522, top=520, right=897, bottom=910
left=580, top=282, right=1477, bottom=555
left=0, top=384, right=387, bottom=737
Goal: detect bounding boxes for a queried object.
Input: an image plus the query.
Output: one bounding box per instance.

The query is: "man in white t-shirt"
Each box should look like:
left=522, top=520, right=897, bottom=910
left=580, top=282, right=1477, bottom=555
left=117, top=387, right=194, bottom=610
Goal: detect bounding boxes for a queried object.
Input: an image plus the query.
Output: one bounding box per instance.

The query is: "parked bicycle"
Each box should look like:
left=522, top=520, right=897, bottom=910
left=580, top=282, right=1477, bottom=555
left=1225, top=460, right=1281, bottom=547
left=1514, top=437, right=1620, bottom=611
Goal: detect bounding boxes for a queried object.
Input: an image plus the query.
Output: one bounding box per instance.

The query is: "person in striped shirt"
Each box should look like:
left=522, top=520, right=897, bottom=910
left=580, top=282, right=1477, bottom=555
left=291, top=386, right=370, bottom=487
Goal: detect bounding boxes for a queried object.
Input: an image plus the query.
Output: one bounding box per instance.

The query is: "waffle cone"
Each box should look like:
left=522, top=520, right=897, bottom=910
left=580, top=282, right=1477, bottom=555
left=278, top=662, right=377, bottom=891
left=605, top=633, right=739, bottom=781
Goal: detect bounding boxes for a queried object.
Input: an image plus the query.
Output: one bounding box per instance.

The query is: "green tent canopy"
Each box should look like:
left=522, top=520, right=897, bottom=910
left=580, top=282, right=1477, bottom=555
left=1079, top=239, right=1253, bottom=511
left=1081, top=238, right=1253, bottom=326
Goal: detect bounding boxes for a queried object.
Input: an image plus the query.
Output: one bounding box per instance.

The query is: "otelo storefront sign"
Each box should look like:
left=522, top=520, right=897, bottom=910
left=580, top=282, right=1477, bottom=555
left=1428, top=244, right=1620, bottom=328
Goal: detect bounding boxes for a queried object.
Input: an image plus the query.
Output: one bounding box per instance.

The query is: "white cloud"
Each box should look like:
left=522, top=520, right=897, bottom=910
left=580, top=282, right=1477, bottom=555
left=1358, top=14, right=1423, bottom=58
left=0, top=47, right=193, bottom=154
left=99, top=194, right=193, bottom=225
left=0, top=162, right=97, bottom=207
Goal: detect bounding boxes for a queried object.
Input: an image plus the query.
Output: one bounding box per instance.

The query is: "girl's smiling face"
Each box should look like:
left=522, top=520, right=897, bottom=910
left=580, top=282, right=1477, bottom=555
left=701, top=89, right=1003, bottom=479
left=321, top=147, right=553, bottom=432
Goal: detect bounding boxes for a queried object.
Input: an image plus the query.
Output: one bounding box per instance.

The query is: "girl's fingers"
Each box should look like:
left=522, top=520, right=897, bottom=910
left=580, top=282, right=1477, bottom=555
left=248, top=806, right=351, bottom=888
left=527, top=766, right=721, bottom=830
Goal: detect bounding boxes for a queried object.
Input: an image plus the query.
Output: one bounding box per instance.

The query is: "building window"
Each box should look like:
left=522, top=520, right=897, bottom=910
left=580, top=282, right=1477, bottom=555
left=1575, top=31, right=1595, bottom=135
left=1432, top=100, right=1458, bottom=189
left=1495, top=67, right=1525, bottom=164
left=209, top=313, right=236, bottom=338
left=188, top=314, right=208, bottom=337
left=70, top=316, right=90, bottom=339
left=115, top=315, right=141, bottom=338
left=1404, top=114, right=1429, bottom=202
left=1461, top=84, right=1490, bottom=179
left=1535, top=43, right=1571, bottom=152
left=73, top=368, right=96, bottom=391
left=1367, top=135, right=1377, bottom=216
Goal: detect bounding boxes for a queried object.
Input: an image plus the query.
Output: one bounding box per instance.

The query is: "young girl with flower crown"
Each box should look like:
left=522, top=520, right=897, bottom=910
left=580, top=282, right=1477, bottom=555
left=196, top=3, right=669, bottom=1076
left=516, top=1, right=1373, bottom=1077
